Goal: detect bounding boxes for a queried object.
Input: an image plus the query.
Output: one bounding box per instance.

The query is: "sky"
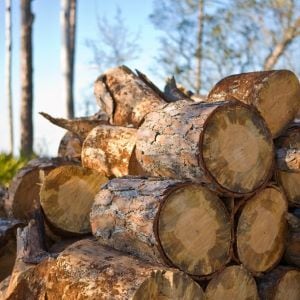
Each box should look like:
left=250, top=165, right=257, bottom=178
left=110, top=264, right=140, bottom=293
left=0, top=0, right=159, bottom=156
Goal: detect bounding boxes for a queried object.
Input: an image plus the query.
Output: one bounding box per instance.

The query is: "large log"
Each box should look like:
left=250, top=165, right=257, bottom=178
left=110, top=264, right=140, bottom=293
left=136, top=100, right=274, bottom=197
left=94, top=65, right=166, bottom=127
left=207, top=70, right=300, bottom=137
left=6, top=158, right=75, bottom=220
left=236, top=186, right=287, bottom=274
left=40, top=165, right=108, bottom=235
left=257, top=266, right=300, bottom=300
left=81, top=125, right=144, bottom=177
left=205, top=265, right=259, bottom=300
left=275, top=123, right=300, bottom=207
left=90, top=177, right=232, bottom=277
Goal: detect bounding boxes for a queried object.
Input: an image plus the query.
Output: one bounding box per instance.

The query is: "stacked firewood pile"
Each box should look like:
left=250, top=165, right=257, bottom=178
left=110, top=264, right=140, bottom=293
left=0, top=66, right=300, bottom=299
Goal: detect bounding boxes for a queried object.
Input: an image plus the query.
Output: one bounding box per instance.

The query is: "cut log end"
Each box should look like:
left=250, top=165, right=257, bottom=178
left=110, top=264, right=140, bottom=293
left=158, top=185, right=232, bottom=276
left=277, top=171, right=300, bottom=207
left=202, top=102, right=273, bottom=195
left=237, top=186, right=287, bottom=273
left=205, top=265, right=259, bottom=300
left=40, top=165, right=108, bottom=235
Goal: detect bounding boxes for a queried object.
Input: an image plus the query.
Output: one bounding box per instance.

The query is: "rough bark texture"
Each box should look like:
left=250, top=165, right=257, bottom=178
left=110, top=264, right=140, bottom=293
left=20, top=0, right=34, bottom=156
left=40, top=165, right=108, bottom=235
left=90, top=177, right=232, bottom=277
left=237, top=186, right=287, bottom=274
left=6, top=158, right=75, bottom=220
left=207, top=70, right=300, bottom=138
left=284, top=212, right=300, bottom=267
left=205, top=265, right=259, bottom=300
left=275, top=123, right=300, bottom=206
left=0, top=218, right=24, bottom=281
left=58, top=131, right=82, bottom=161
left=257, top=266, right=300, bottom=300
left=82, top=125, right=143, bottom=177
left=136, top=100, right=273, bottom=197
left=94, top=65, right=166, bottom=127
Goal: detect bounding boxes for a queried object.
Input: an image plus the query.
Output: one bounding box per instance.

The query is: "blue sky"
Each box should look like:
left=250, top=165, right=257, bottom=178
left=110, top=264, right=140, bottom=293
left=0, top=0, right=158, bottom=156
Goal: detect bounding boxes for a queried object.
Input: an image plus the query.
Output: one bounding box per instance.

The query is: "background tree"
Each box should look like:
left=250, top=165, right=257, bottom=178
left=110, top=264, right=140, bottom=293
left=20, top=0, right=34, bottom=157
left=86, top=7, right=140, bottom=71
left=61, top=0, right=77, bottom=118
left=5, top=0, right=13, bottom=154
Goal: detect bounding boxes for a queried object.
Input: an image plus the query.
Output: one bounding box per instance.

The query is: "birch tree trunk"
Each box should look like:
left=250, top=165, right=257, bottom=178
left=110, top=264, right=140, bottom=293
left=20, top=0, right=34, bottom=157
left=6, top=0, right=13, bottom=154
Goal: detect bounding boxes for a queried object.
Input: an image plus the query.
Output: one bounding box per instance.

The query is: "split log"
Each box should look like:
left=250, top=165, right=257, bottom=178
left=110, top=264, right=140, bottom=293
left=205, top=265, right=259, bottom=300
left=39, top=110, right=109, bottom=140
left=94, top=65, right=166, bottom=127
left=136, top=100, right=274, bottom=197
left=0, top=218, right=24, bottom=281
left=257, top=266, right=300, bottom=300
left=40, top=165, right=108, bottom=235
left=57, top=131, right=82, bottom=161
left=236, top=186, right=287, bottom=274
left=90, top=177, right=232, bottom=277
left=207, top=70, right=300, bottom=137
left=284, top=212, right=300, bottom=267
left=6, top=157, right=75, bottom=219
left=81, top=125, right=144, bottom=177
left=275, top=123, right=300, bottom=207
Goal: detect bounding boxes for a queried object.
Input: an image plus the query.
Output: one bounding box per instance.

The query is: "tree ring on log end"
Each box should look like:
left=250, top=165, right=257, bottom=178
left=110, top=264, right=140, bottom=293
left=237, top=186, right=287, bottom=273
left=158, top=185, right=231, bottom=276
left=201, top=102, right=273, bottom=195
left=273, top=270, right=300, bottom=300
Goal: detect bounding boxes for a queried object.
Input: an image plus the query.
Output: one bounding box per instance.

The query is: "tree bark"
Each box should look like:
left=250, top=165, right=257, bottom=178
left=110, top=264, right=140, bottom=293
left=257, top=266, right=300, bottom=300
left=6, top=0, right=14, bottom=154
left=205, top=265, right=259, bottom=300
left=81, top=125, right=144, bottom=177
left=20, top=0, right=34, bottom=157
left=236, top=185, right=287, bottom=274
left=208, top=70, right=300, bottom=138
left=90, top=177, right=232, bottom=277
left=136, top=100, right=273, bottom=197
left=94, top=65, right=166, bottom=127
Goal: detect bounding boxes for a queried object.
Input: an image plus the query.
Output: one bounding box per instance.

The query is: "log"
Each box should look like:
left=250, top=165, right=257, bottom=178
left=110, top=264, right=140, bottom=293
left=5, top=238, right=205, bottom=299
left=207, top=70, right=300, bottom=137
left=164, top=76, right=193, bottom=102
left=275, top=123, right=300, bottom=207
left=0, top=276, right=10, bottom=299
left=94, top=65, right=166, bottom=127
left=205, top=265, right=259, bottom=300
left=284, top=212, right=300, bottom=267
left=257, top=266, right=300, bottom=300
left=81, top=125, right=144, bottom=177
left=57, top=131, right=82, bottom=161
left=136, top=100, right=274, bottom=197
left=6, top=157, right=75, bottom=219
left=236, top=186, right=287, bottom=274
left=90, top=177, right=232, bottom=277
left=40, top=165, right=108, bottom=235
left=0, top=186, right=8, bottom=217
left=0, top=218, right=24, bottom=281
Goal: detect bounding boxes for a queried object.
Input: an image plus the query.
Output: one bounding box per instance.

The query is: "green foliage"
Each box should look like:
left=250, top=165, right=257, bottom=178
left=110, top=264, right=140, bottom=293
left=0, top=153, right=30, bottom=187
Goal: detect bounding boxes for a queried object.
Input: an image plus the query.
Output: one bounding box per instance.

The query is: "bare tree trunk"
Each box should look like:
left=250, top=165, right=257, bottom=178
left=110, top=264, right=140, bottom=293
left=6, top=0, right=13, bottom=155
left=195, top=0, right=204, bottom=94
left=61, top=0, right=76, bottom=118
left=20, top=0, right=34, bottom=157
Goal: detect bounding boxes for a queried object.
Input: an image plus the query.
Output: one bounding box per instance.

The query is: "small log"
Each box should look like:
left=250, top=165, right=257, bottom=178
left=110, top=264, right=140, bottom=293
left=207, top=70, right=300, bottom=137
left=57, top=131, right=82, bottom=161
left=257, top=266, right=300, bottom=300
left=136, top=100, right=274, bottom=197
left=236, top=186, right=287, bottom=274
left=164, top=76, right=193, bottom=102
left=6, top=157, right=75, bottom=219
left=94, top=65, right=166, bottom=127
left=284, top=212, right=300, bottom=267
left=40, top=165, right=108, bottom=235
left=205, top=265, right=259, bottom=300
left=81, top=125, right=144, bottom=177
left=40, top=110, right=108, bottom=140
left=90, top=177, right=232, bottom=277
